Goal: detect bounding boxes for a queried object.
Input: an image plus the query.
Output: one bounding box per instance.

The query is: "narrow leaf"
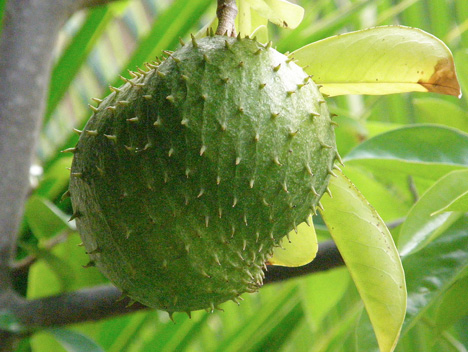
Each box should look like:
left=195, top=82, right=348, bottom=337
left=216, top=285, right=299, bottom=352
left=398, top=170, right=468, bottom=256
left=268, top=217, right=318, bottom=267
left=292, top=26, right=461, bottom=97
left=320, top=171, right=406, bottom=352
left=345, top=125, right=468, bottom=181
left=45, top=7, right=112, bottom=123
left=47, top=328, right=104, bottom=352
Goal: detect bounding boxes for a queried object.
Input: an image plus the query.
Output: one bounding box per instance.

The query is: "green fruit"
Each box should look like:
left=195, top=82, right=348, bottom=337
left=69, top=34, right=338, bottom=313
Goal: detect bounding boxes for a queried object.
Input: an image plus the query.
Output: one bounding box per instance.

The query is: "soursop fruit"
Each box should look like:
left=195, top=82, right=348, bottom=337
left=69, top=34, right=338, bottom=314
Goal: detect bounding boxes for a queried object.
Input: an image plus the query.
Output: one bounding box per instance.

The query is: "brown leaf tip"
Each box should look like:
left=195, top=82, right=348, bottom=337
left=418, top=57, right=462, bottom=98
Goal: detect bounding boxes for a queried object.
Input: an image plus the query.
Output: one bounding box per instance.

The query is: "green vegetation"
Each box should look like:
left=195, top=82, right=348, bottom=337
left=1, top=0, right=467, bottom=351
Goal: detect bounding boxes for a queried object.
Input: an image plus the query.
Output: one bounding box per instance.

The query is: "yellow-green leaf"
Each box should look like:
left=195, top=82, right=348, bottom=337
left=268, top=217, right=318, bottom=267
left=431, top=191, right=468, bottom=216
left=245, top=0, right=304, bottom=29
left=320, top=171, right=406, bottom=352
left=292, top=26, right=461, bottom=97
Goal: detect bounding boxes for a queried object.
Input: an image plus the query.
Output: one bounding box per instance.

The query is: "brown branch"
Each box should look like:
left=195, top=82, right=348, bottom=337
left=12, top=285, right=147, bottom=331
left=0, top=0, right=122, bottom=350
left=6, top=241, right=342, bottom=334
left=264, top=240, right=344, bottom=284
left=216, top=0, right=238, bottom=36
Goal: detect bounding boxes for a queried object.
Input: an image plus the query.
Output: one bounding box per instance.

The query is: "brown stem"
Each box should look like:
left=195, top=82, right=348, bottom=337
left=216, top=0, right=238, bottom=36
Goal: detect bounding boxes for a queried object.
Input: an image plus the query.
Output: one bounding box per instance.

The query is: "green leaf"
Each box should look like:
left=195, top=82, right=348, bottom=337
left=343, top=165, right=411, bottom=221
left=27, top=233, right=106, bottom=299
left=320, top=171, right=406, bottom=352
left=245, top=0, right=304, bottom=29
left=434, top=275, right=468, bottom=334
left=139, top=312, right=210, bottom=352
left=215, top=284, right=301, bottom=352
left=47, top=328, right=104, bottom=352
left=45, top=7, right=113, bottom=123
left=431, top=191, right=468, bottom=215
left=454, top=50, right=468, bottom=106
left=401, top=215, right=468, bottom=334
left=24, top=195, right=74, bottom=239
left=300, top=268, right=350, bottom=329
left=34, top=156, right=72, bottom=200
left=345, top=125, right=468, bottom=181
left=237, top=1, right=267, bottom=38
left=291, top=26, right=461, bottom=97
left=0, top=0, right=6, bottom=36
left=413, top=98, right=468, bottom=133
left=398, top=170, right=468, bottom=256
left=112, top=0, right=212, bottom=86
left=269, top=217, right=318, bottom=267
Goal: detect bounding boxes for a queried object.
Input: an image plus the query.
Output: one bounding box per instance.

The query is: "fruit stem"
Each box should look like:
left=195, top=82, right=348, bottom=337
left=216, top=0, right=238, bottom=36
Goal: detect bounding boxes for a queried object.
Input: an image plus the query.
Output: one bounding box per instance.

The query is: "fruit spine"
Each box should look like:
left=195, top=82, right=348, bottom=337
left=68, top=34, right=338, bottom=313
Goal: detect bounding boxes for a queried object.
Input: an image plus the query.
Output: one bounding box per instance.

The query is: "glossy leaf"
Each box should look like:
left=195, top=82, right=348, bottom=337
left=413, top=98, right=468, bottom=133
left=291, top=26, right=461, bottom=97
left=434, top=275, right=468, bottom=335
left=47, top=328, right=104, bottom=352
left=402, top=216, right=468, bottom=334
left=398, top=170, right=468, bottom=256
left=269, top=217, right=318, bottom=267
left=431, top=191, right=468, bottom=215
left=320, top=171, right=406, bottom=352
left=345, top=125, right=468, bottom=181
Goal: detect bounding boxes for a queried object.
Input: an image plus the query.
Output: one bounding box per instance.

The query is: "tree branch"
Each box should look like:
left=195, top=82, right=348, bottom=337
left=12, top=285, right=148, bottom=330
left=263, top=240, right=344, bottom=284
left=216, top=0, right=238, bottom=36
left=0, top=0, right=122, bottom=349
left=7, top=241, right=343, bottom=332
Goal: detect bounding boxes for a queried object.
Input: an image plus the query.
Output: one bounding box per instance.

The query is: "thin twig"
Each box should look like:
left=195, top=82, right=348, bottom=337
left=12, top=231, right=73, bottom=277
left=407, top=175, right=419, bottom=203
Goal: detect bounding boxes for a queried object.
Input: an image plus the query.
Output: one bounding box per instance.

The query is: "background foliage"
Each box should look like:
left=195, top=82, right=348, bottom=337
left=6, top=0, right=468, bottom=351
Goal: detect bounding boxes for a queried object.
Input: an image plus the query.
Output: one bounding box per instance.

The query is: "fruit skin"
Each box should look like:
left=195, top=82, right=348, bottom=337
left=69, top=34, right=337, bottom=313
